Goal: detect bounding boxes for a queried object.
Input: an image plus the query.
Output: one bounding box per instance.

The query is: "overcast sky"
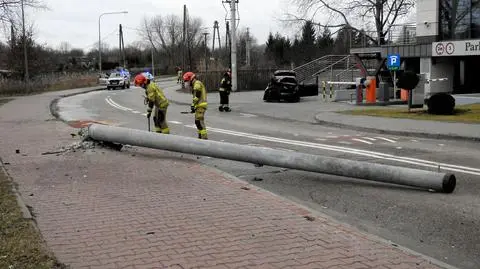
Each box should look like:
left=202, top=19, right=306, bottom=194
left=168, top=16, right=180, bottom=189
left=10, top=0, right=298, bottom=51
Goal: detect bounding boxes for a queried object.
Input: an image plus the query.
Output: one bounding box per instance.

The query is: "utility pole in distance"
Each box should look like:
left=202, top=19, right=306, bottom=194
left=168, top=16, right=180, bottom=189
left=246, top=27, right=250, bottom=66
left=203, top=32, right=209, bottom=88
left=223, top=0, right=239, bottom=92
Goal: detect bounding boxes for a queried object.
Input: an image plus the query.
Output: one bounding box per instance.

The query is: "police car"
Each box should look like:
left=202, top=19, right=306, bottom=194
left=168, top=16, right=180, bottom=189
left=106, top=68, right=131, bottom=90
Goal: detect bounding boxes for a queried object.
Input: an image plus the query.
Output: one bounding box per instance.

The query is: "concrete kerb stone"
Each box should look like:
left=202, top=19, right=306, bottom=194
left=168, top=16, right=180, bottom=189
left=0, top=158, right=34, bottom=222
left=204, top=163, right=459, bottom=269
left=314, top=113, right=480, bottom=142
left=49, top=86, right=106, bottom=123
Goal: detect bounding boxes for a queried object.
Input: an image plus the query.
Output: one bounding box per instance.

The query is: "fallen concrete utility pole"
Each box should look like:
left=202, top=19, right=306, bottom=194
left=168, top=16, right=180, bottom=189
left=87, top=124, right=456, bottom=193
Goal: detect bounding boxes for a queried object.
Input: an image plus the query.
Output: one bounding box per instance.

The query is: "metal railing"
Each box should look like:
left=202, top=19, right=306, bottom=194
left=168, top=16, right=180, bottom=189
left=293, top=55, right=349, bottom=83
left=348, top=23, right=417, bottom=48
left=386, top=23, right=416, bottom=45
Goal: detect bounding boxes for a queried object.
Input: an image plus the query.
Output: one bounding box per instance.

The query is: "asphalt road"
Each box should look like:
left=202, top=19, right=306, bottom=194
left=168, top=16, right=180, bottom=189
left=57, top=79, right=480, bottom=269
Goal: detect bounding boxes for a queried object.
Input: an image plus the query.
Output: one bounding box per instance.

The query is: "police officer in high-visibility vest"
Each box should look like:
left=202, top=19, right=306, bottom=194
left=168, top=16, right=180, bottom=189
left=134, top=73, right=170, bottom=134
left=218, top=70, right=232, bottom=112
left=183, top=72, right=208, bottom=139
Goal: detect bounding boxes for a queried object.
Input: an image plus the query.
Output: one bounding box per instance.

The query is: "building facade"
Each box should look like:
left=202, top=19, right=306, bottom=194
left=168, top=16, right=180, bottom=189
left=351, top=0, right=480, bottom=97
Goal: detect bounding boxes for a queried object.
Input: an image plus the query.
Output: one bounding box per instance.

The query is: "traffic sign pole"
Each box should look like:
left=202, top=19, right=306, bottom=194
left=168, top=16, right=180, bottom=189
left=387, top=54, right=401, bottom=100
left=394, top=71, right=397, bottom=99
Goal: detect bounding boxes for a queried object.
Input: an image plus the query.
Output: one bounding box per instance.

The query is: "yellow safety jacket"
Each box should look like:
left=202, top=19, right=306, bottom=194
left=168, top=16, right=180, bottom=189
left=146, top=82, right=169, bottom=110
left=192, top=80, right=207, bottom=109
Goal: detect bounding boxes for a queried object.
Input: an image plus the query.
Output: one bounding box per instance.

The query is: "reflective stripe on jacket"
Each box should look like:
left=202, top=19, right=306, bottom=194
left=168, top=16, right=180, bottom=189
left=219, top=77, right=232, bottom=92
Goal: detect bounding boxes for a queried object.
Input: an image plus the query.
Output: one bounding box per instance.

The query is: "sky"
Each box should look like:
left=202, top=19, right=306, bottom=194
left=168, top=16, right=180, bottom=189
left=7, top=0, right=299, bottom=52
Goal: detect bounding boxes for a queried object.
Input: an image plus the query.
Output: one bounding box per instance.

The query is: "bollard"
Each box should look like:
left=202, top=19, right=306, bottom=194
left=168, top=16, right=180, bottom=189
left=87, top=124, right=456, bottom=193
left=322, top=81, right=326, bottom=100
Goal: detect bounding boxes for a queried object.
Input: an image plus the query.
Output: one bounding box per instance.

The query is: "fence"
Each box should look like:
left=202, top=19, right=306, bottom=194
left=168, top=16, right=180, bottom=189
left=0, top=71, right=99, bottom=95
left=196, top=68, right=274, bottom=92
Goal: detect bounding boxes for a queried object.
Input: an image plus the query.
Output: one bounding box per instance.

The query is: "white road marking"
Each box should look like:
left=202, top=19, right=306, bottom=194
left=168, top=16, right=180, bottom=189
left=375, top=137, right=397, bottom=143
left=105, top=98, right=129, bottom=111
left=439, top=144, right=445, bottom=147
left=240, top=113, right=257, bottom=118
left=132, top=111, right=142, bottom=114
left=181, top=125, right=480, bottom=176
left=396, top=147, right=403, bottom=149
left=107, top=98, right=133, bottom=111
left=326, top=135, right=338, bottom=138
left=352, top=138, right=373, bottom=145
left=411, top=140, right=419, bottom=142
left=315, top=138, right=327, bottom=141
left=363, top=137, right=377, bottom=141
left=338, top=141, right=352, bottom=145
left=168, top=121, right=183, bottom=124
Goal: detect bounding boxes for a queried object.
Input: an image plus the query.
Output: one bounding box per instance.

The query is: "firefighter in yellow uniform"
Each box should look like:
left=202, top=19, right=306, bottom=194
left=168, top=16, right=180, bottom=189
left=183, top=71, right=208, bottom=139
left=134, top=73, right=170, bottom=134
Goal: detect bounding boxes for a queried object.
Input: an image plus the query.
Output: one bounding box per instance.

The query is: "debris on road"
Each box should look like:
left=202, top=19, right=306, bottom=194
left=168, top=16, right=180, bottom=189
left=304, top=215, right=316, bottom=221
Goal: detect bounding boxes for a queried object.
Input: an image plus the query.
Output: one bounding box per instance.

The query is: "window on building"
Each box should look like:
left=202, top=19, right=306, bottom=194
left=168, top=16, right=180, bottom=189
left=440, top=0, right=480, bottom=40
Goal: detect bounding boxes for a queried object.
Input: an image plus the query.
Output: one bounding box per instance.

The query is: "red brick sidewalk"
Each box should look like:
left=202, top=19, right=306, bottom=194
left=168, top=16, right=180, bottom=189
left=0, top=90, right=450, bottom=269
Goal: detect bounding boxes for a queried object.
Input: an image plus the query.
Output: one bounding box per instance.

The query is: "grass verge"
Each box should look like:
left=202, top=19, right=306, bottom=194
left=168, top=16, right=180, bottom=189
left=0, top=98, right=13, bottom=106
left=338, top=103, right=480, bottom=124
left=0, top=73, right=99, bottom=96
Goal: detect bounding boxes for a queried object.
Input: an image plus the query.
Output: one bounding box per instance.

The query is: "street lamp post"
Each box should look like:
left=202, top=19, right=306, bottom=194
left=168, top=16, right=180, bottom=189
left=98, top=11, right=128, bottom=75
left=21, top=0, right=28, bottom=82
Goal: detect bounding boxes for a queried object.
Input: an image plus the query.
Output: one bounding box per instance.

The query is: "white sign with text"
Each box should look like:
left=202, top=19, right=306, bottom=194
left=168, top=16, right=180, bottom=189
left=432, top=39, right=480, bottom=56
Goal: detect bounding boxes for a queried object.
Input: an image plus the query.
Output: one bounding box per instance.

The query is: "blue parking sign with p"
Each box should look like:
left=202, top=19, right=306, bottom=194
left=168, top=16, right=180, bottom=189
left=387, top=54, right=401, bottom=70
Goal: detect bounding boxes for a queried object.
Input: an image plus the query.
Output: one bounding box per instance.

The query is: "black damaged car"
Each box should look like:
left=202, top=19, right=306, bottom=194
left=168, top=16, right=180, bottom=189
left=263, top=70, right=318, bottom=102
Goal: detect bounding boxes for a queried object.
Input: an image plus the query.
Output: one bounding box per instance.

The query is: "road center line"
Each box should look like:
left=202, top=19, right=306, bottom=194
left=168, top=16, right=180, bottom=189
left=375, top=137, right=397, bottom=143
left=352, top=138, right=373, bottom=145
left=106, top=97, right=133, bottom=111
left=105, top=98, right=129, bottom=111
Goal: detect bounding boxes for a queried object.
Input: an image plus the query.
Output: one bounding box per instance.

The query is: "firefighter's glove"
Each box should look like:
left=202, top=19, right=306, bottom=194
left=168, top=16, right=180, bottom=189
left=190, top=105, right=196, bottom=113
left=146, top=108, right=152, bottom=118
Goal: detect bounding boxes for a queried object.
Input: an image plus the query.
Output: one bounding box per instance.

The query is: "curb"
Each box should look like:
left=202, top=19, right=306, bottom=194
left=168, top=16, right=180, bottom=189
left=49, top=87, right=106, bottom=122
left=0, top=159, right=34, bottom=222
left=314, top=114, right=480, bottom=142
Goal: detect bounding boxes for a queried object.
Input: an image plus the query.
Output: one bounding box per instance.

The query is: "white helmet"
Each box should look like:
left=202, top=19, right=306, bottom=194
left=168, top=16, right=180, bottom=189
left=142, top=72, right=154, bottom=81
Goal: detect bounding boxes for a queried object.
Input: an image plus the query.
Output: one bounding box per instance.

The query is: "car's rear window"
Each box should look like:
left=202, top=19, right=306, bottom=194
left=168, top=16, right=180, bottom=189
left=279, top=77, right=297, bottom=84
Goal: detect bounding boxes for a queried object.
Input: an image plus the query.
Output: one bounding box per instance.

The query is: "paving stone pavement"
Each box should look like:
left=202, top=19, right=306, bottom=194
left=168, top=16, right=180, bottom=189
left=0, top=88, right=451, bottom=269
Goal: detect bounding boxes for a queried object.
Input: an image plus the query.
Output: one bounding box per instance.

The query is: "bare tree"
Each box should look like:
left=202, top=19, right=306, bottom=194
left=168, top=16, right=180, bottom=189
left=283, top=0, right=415, bottom=45
left=0, top=0, right=46, bottom=24
left=141, top=13, right=205, bottom=69
left=58, top=41, right=71, bottom=54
